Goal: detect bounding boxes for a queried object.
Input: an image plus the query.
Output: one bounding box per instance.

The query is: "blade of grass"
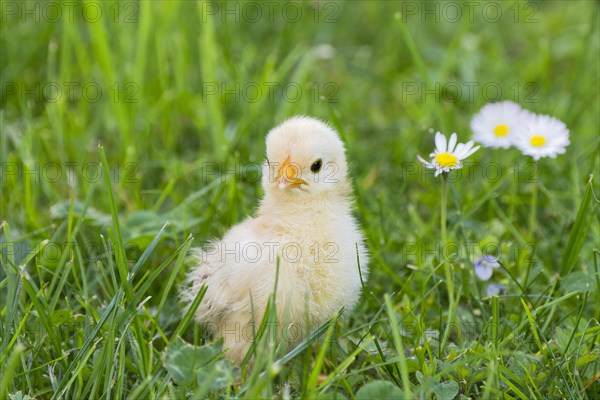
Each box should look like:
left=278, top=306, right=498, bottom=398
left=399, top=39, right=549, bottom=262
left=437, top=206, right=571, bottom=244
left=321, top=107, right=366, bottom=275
left=197, top=6, right=225, bottom=158
left=520, top=297, right=543, bottom=353
left=1, top=221, right=18, bottom=339
left=118, top=235, right=193, bottom=330
left=0, top=304, right=32, bottom=365
left=99, top=144, right=132, bottom=301
left=561, top=175, right=596, bottom=276
left=307, top=314, right=340, bottom=395
left=51, top=290, right=124, bottom=400
left=384, top=294, right=412, bottom=397
left=0, top=344, right=24, bottom=398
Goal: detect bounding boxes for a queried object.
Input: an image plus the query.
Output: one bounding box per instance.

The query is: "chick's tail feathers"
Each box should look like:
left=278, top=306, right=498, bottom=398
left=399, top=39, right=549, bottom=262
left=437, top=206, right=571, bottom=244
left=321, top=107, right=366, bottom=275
left=179, top=247, right=216, bottom=320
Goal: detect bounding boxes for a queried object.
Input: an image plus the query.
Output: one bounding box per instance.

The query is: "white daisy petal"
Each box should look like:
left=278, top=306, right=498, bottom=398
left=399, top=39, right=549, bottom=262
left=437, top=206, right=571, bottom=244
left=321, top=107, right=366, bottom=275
left=454, top=141, right=478, bottom=159
left=460, top=144, right=480, bottom=160
left=435, top=131, right=447, bottom=153
left=448, top=133, right=457, bottom=153
left=454, top=144, right=468, bottom=159
left=417, top=154, right=434, bottom=169
left=468, top=145, right=481, bottom=157
left=453, top=143, right=466, bottom=157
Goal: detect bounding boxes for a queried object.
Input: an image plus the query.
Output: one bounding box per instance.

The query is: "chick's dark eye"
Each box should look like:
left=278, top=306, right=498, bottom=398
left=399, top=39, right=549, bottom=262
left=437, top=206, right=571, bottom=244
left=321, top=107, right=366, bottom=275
left=310, top=159, right=322, bottom=173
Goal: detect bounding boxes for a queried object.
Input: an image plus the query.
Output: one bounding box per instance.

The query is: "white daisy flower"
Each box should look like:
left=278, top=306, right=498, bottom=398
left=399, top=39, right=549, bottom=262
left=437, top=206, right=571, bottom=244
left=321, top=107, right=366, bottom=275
left=417, top=132, right=480, bottom=177
left=512, top=114, right=570, bottom=160
left=470, top=101, right=531, bottom=149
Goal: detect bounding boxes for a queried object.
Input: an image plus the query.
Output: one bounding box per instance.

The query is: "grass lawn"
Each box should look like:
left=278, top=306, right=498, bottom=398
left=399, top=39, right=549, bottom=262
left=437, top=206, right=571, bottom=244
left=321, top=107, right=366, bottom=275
left=1, top=1, right=599, bottom=398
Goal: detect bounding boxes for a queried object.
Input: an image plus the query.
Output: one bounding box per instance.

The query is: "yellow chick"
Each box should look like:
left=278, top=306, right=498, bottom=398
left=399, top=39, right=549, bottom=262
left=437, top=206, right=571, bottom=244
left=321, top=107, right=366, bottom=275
left=182, top=116, right=369, bottom=363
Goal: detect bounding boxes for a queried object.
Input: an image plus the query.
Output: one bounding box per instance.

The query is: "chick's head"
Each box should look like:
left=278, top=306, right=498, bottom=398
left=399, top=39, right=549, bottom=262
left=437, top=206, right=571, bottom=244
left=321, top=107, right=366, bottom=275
left=263, top=116, right=348, bottom=198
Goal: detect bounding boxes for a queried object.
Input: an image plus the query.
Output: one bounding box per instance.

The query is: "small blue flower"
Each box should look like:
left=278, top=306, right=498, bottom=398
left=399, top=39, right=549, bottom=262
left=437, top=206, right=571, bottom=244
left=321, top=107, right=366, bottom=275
left=486, top=283, right=506, bottom=297
left=474, top=255, right=500, bottom=281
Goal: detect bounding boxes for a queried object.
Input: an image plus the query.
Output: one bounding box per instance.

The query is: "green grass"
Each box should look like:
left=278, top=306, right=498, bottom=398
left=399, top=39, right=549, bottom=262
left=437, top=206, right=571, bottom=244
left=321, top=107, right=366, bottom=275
left=1, top=0, right=600, bottom=398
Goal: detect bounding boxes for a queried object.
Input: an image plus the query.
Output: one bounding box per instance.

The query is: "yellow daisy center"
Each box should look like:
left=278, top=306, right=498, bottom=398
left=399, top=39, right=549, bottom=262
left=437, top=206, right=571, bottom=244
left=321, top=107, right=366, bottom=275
left=435, top=152, right=458, bottom=168
left=530, top=135, right=546, bottom=147
left=494, top=124, right=509, bottom=137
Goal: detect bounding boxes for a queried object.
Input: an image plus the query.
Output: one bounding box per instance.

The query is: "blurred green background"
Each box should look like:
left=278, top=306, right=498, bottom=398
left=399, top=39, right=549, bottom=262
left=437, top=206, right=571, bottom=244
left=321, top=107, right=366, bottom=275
left=1, top=1, right=599, bottom=398
left=2, top=1, right=598, bottom=230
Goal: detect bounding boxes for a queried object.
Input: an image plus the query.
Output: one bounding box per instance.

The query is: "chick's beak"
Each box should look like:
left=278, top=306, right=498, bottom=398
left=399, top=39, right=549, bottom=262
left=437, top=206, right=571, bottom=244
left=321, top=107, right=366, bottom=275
left=276, top=155, right=307, bottom=189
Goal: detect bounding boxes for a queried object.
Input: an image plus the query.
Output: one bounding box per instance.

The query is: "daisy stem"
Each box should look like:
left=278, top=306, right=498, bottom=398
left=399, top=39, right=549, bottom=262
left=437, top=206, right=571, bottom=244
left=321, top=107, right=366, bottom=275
left=441, top=174, right=454, bottom=305
left=528, top=169, right=538, bottom=240
left=440, top=173, right=457, bottom=355
left=525, top=161, right=539, bottom=290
